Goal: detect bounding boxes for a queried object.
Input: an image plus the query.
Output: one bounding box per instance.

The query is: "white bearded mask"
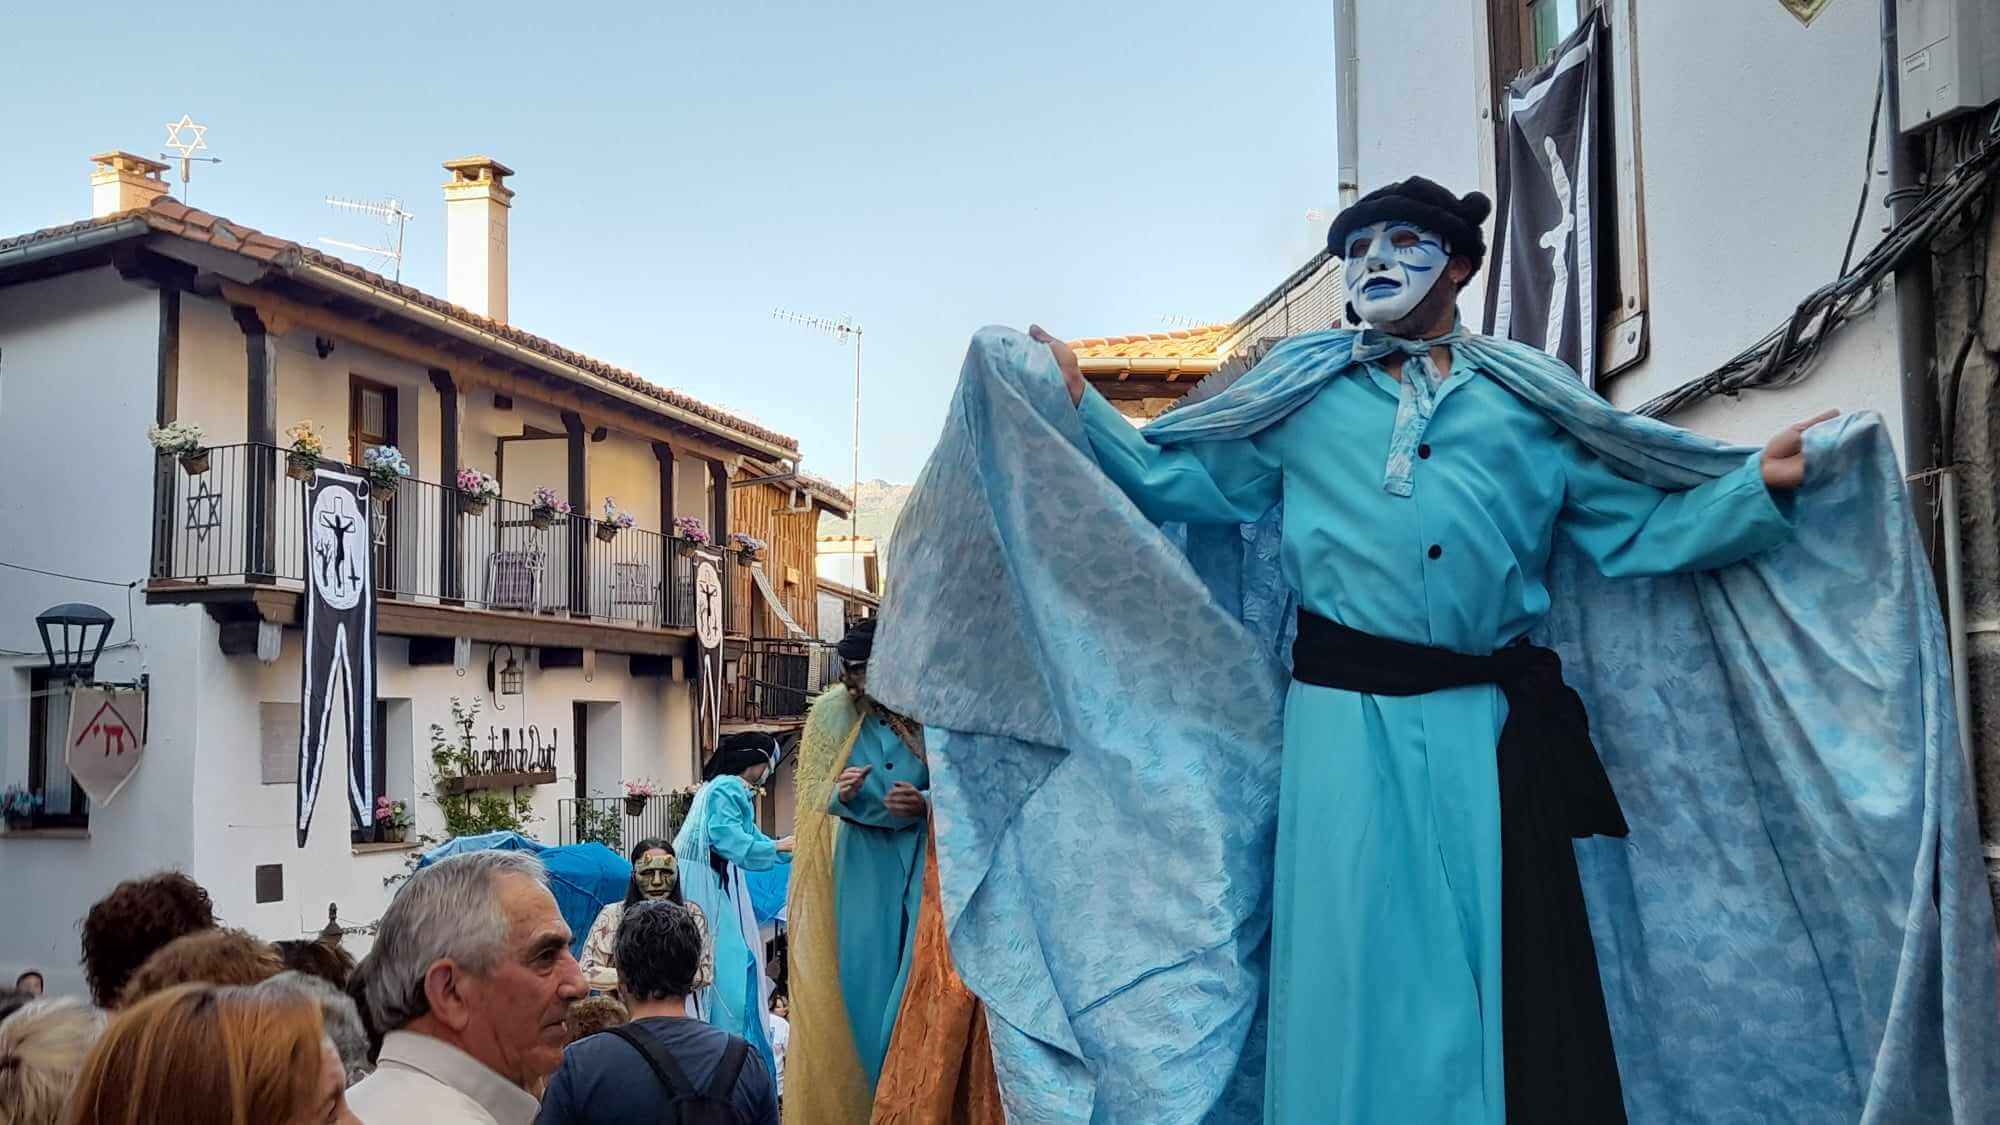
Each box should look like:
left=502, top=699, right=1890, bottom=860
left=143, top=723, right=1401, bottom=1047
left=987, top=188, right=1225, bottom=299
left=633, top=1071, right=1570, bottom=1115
left=1342, top=220, right=1452, bottom=327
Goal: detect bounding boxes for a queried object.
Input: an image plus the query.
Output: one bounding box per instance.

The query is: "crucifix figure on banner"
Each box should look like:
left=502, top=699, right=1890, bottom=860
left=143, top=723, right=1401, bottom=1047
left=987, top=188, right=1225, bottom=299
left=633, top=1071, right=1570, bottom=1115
left=297, top=469, right=379, bottom=846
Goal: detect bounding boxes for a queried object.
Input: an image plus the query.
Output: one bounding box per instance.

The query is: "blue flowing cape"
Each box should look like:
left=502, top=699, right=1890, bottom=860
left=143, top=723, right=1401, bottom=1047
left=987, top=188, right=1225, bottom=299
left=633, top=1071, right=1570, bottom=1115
left=869, top=326, right=2000, bottom=1123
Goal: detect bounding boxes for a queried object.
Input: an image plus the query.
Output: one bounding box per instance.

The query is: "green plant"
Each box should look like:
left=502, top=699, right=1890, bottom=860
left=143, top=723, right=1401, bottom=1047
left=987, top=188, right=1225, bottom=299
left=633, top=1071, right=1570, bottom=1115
left=572, top=802, right=625, bottom=849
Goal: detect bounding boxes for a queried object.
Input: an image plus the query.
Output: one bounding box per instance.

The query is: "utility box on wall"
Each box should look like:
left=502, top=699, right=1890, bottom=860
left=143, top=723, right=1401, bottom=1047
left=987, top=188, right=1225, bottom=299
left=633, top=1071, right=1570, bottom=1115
left=1899, top=0, right=2000, bottom=133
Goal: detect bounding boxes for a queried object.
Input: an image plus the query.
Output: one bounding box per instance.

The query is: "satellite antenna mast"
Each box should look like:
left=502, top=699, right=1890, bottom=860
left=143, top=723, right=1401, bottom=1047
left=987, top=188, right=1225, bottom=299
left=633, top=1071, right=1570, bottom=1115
left=772, top=308, right=864, bottom=572
left=160, top=115, right=221, bottom=205
left=320, top=196, right=416, bottom=281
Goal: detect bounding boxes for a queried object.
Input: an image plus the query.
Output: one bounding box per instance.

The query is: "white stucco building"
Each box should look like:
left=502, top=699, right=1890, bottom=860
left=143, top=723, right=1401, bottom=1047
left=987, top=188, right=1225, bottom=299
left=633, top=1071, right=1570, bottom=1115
left=0, top=152, right=847, bottom=993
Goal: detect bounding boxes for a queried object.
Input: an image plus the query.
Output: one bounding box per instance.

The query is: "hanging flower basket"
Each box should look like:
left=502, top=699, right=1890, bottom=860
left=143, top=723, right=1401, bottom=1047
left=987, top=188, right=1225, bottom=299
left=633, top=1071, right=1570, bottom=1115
left=624, top=780, right=660, bottom=816
left=597, top=499, right=634, bottom=543
left=149, top=421, right=207, bottom=475
left=456, top=469, right=499, bottom=518
left=285, top=421, right=324, bottom=481
left=179, top=449, right=212, bottom=476
left=624, top=794, right=648, bottom=816
left=595, top=522, right=621, bottom=543
left=531, top=487, right=570, bottom=531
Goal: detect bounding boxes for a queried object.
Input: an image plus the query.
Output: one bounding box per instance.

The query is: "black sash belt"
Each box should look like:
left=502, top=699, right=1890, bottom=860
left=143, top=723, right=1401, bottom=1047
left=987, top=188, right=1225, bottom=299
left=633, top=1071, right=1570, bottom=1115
left=1291, top=609, right=1629, bottom=1124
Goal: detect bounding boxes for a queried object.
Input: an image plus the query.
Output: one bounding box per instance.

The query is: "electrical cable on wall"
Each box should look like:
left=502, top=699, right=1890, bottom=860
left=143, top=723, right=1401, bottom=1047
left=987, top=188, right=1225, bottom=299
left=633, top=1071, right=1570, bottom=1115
left=1638, top=104, right=2000, bottom=419
left=0, top=559, right=146, bottom=660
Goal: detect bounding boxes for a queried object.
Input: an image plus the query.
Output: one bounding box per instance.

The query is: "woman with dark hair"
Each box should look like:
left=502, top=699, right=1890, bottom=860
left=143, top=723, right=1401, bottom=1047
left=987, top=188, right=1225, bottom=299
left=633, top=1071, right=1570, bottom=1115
left=77, top=871, right=216, bottom=1009
left=674, top=733, right=793, bottom=1079
left=578, top=838, right=713, bottom=997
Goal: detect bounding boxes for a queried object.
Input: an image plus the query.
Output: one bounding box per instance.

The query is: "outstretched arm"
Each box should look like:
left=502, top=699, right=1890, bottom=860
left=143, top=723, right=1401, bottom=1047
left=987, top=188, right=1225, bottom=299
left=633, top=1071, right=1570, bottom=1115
left=1560, top=412, right=1831, bottom=577
left=1031, top=324, right=1280, bottom=526
left=708, top=783, right=787, bottom=870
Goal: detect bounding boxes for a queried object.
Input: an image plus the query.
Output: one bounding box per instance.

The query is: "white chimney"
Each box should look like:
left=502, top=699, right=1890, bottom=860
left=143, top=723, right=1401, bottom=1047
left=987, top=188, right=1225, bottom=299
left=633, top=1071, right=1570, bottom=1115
left=90, top=151, right=170, bottom=218
left=442, top=156, right=514, bottom=322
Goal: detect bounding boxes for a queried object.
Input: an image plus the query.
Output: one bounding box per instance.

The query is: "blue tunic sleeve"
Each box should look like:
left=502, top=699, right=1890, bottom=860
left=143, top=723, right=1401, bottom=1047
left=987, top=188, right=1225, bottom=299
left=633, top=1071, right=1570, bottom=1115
left=828, top=717, right=928, bottom=832
left=1077, top=387, right=1281, bottom=525
left=1559, top=439, right=1796, bottom=577
left=708, top=780, right=787, bottom=870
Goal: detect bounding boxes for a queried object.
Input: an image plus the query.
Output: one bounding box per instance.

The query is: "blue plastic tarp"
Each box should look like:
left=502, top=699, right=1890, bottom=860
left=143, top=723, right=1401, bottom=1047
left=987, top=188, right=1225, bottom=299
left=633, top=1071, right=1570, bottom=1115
left=413, top=832, right=630, bottom=957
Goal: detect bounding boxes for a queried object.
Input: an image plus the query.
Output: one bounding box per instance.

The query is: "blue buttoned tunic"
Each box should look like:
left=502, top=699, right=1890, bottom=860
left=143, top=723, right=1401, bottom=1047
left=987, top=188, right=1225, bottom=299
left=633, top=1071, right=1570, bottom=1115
left=1078, top=349, right=1793, bottom=1124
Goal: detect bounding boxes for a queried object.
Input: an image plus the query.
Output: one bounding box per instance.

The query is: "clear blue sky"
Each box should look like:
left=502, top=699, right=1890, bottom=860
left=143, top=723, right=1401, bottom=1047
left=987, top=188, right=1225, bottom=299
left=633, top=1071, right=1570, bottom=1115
left=3, top=0, right=1336, bottom=484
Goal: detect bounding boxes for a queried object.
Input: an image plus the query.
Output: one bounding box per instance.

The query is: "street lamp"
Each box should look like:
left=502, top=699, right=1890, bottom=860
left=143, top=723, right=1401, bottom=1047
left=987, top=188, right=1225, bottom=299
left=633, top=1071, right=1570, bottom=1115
left=36, top=603, right=114, bottom=682
left=488, top=644, right=524, bottom=709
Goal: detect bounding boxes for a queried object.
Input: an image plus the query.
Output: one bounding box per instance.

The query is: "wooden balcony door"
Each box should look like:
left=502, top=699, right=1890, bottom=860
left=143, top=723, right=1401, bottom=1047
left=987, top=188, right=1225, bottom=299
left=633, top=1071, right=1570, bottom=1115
left=351, top=377, right=400, bottom=592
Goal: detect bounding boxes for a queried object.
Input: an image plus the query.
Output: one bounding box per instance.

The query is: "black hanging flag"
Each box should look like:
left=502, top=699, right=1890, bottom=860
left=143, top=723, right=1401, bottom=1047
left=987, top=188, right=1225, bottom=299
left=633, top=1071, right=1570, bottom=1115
left=1486, top=12, right=1604, bottom=385
left=298, top=468, right=378, bottom=846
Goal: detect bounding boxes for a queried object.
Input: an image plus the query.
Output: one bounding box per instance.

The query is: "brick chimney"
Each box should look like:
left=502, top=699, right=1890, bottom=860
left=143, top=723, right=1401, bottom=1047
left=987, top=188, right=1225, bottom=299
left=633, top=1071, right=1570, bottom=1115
left=90, top=152, right=170, bottom=217
left=442, top=156, right=514, bottom=322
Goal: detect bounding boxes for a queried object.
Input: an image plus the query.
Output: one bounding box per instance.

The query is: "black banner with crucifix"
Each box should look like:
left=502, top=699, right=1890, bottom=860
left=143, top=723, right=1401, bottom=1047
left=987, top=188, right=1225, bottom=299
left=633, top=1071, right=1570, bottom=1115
left=1486, top=11, right=1603, bottom=385
left=691, top=549, right=725, bottom=757
left=298, top=468, right=378, bottom=847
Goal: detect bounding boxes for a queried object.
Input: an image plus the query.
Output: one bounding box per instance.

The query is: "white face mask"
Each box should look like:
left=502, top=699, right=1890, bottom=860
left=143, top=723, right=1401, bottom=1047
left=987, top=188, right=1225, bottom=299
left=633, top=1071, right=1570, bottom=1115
left=1342, top=221, right=1451, bottom=326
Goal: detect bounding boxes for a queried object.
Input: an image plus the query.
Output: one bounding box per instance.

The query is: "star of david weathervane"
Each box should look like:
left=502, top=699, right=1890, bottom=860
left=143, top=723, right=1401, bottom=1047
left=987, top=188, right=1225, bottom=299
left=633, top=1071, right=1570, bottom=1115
left=160, top=113, right=221, bottom=202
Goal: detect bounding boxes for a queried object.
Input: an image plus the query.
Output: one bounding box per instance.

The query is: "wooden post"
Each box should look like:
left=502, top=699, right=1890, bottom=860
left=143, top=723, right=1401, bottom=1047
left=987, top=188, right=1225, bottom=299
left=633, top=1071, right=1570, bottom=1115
left=232, top=305, right=279, bottom=581
left=151, top=289, right=181, bottom=578
left=562, top=411, right=588, bottom=617
left=652, top=441, right=678, bottom=628
left=431, top=369, right=462, bottom=603
left=708, top=457, right=731, bottom=634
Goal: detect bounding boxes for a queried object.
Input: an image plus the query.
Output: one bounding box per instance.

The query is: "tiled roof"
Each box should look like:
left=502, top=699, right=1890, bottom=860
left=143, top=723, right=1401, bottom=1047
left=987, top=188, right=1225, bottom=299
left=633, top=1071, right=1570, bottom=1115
left=1067, top=323, right=1233, bottom=361
left=796, top=473, right=854, bottom=512
left=0, top=200, right=798, bottom=453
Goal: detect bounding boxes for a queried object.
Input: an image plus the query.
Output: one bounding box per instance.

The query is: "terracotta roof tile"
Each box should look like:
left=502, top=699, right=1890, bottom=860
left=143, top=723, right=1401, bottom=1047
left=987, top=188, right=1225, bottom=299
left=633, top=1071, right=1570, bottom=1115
left=0, top=201, right=799, bottom=454
left=796, top=473, right=854, bottom=511
left=1067, top=323, right=1233, bottom=360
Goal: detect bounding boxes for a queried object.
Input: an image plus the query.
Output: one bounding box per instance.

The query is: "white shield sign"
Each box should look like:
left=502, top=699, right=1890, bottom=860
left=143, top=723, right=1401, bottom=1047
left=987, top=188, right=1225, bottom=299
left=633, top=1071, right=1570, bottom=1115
left=66, top=686, right=148, bottom=807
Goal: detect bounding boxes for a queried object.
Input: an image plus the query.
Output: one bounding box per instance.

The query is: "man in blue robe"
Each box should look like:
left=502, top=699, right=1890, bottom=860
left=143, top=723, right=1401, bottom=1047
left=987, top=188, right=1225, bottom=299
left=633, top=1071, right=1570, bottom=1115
left=825, top=620, right=932, bottom=1090
left=864, top=176, right=2000, bottom=1123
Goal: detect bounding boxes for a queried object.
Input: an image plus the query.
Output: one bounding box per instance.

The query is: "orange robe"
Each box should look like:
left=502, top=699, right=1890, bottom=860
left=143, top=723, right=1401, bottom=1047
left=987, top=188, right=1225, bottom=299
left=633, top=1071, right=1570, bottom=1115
left=870, top=828, right=1004, bottom=1125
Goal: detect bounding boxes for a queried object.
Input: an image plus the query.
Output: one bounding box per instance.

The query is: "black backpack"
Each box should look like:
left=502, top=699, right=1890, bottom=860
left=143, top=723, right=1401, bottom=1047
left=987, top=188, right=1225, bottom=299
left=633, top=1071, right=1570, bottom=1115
left=606, top=1024, right=752, bottom=1125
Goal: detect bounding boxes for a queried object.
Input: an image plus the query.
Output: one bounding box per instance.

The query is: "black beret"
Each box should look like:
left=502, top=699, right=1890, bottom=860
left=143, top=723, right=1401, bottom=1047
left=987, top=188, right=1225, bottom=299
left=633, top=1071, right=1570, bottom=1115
left=836, top=617, right=876, bottom=665
left=1326, top=176, right=1493, bottom=279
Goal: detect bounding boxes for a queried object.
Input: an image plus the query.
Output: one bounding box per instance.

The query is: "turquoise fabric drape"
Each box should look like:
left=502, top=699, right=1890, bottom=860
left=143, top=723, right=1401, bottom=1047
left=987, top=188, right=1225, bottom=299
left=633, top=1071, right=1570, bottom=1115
left=868, top=326, right=2000, bottom=1123
left=675, top=774, right=788, bottom=1077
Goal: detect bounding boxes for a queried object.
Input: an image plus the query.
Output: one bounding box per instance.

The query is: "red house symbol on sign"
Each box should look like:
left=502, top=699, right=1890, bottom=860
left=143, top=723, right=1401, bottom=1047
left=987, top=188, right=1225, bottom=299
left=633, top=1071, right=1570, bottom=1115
left=74, top=700, right=137, bottom=757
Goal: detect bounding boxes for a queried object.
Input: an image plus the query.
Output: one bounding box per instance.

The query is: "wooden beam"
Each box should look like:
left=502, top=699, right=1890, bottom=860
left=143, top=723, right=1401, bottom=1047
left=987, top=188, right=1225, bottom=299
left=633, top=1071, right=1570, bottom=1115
left=562, top=410, right=588, bottom=618
left=408, top=635, right=458, bottom=665
left=231, top=305, right=279, bottom=580
left=653, top=441, right=679, bottom=627
left=709, top=457, right=732, bottom=634
left=150, top=288, right=181, bottom=580
left=214, top=281, right=775, bottom=465
left=430, top=368, right=463, bottom=603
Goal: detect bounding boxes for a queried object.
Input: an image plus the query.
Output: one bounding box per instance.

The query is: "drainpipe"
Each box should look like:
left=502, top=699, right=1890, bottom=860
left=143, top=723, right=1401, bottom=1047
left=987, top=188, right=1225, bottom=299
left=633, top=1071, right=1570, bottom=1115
left=1334, top=0, right=1360, bottom=208
left=1880, top=0, right=1972, bottom=762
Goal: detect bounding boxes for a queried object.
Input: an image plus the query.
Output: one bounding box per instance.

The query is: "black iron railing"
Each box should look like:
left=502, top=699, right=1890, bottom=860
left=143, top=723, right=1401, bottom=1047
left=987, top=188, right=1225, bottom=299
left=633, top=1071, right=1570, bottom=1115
left=151, top=444, right=702, bottom=630
left=558, top=792, right=696, bottom=852
left=724, top=637, right=838, bottom=722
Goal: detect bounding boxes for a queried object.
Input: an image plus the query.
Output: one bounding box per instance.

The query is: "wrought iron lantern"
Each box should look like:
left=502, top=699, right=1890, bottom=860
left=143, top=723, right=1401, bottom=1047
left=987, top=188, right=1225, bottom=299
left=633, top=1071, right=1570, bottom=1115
left=488, top=643, right=524, bottom=707
left=36, top=603, right=114, bottom=682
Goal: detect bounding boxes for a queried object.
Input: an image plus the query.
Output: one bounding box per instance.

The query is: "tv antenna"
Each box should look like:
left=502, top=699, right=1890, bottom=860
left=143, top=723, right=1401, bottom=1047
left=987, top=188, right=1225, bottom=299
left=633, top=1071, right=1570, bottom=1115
left=320, top=196, right=415, bottom=281
left=160, top=114, right=221, bottom=204
left=772, top=308, right=864, bottom=562
left=1160, top=314, right=1211, bottom=330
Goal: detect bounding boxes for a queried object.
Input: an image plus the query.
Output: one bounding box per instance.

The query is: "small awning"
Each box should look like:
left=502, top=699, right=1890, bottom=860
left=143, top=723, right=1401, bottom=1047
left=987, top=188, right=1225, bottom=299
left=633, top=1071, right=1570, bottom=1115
left=750, top=563, right=806, bottom=637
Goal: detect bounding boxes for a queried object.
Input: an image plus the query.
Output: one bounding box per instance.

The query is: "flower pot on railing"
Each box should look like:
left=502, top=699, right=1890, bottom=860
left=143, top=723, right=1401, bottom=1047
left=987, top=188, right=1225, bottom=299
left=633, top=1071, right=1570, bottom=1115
left=595, top=522, right=620, bottom=543
left=460, top=493, right=490, bottom=517
left=531, top=507, right=560, bottom=531
left=178, top=448, right=211, bottom=476
left=286, top=454, right=317, bottom=481
left=624, top=794, right=649, bottom=817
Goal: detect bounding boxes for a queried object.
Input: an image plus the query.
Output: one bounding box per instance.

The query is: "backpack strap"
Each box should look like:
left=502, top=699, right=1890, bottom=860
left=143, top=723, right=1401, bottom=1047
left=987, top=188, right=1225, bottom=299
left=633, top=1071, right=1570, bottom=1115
left=706, top=1036, right=751, bottom=1101
left=606, top=1024, right=700, bottom=1101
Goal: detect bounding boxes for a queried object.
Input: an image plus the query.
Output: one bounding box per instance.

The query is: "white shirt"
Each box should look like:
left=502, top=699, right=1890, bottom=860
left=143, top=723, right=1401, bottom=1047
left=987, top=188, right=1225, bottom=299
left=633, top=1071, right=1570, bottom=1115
left=347, top=1030, right=542, bottom=1125
left=768, top=1013, right=789, bottom=1095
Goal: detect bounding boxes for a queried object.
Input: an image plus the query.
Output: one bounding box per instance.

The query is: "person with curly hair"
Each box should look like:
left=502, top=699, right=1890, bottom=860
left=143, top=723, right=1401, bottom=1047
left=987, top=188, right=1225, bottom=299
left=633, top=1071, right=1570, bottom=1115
left=77, top=871, right=215, bottom=1009
left=0, top=997, right=104, bottom=1125
left=63, top=982, right=358, bottom=1125
left=562, top=995, right=628, bottom=1044
left=119, top=928, right=283, bottom=1006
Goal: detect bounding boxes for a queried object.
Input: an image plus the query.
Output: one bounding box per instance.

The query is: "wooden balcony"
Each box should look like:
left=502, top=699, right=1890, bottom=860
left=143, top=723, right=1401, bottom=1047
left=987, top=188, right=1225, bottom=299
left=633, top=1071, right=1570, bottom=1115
left=147, top=444, right=717, bottom=660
